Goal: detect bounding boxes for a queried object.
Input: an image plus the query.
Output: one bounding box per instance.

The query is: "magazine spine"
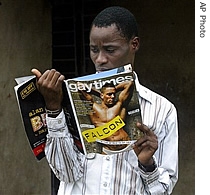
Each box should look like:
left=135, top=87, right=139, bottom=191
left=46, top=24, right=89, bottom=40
left=63, top=80, right=87, bottom=154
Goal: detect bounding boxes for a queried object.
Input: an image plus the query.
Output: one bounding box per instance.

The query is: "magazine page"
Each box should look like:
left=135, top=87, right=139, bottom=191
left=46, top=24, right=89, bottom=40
left=64, top=64, right=143, bottom=155
left=14, top=76, right=47, bottom=161
left=62, top=84, right=85, bottom=153
left=14, top=76, right=82, bottom=160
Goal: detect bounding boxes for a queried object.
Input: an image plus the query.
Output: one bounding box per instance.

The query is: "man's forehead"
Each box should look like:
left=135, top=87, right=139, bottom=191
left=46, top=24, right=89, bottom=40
left=103, top=87, right=116, bottom=92
left=90, top=25, right=124, bottom=43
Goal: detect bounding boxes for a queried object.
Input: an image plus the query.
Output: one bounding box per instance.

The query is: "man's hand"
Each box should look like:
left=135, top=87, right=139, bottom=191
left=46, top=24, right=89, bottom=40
left=31, top=68, right=65, bottom=111
left=133, top=122, right=158, bottom=166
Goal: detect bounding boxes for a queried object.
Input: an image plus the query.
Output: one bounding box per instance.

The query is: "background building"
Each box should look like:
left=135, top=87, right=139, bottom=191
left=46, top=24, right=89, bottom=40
left=0, top=0, right=194, bottom=194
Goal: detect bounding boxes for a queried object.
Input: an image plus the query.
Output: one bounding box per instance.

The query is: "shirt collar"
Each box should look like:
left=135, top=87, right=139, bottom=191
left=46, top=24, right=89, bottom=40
left=133, top=71, right=153, bottom=104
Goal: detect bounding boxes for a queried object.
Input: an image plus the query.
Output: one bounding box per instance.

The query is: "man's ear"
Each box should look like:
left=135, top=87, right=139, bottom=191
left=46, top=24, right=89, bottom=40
left=131, top=37, right=140, bottom=51
left=100, top=93, right=104, bottom=99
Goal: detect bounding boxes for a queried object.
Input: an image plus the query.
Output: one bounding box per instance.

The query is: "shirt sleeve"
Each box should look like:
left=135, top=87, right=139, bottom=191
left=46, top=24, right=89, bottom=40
left=157, top=104, right=178, bottom=194
left=44, top=110, right=85, bottom=183
left=138, top=157, right=166, bottom=195
left=140, top=104, right=178, bottom=195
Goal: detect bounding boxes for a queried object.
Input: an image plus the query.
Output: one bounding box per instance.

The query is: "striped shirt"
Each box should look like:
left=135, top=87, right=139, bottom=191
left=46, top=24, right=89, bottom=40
left=45, top=73, right=178, bottom=195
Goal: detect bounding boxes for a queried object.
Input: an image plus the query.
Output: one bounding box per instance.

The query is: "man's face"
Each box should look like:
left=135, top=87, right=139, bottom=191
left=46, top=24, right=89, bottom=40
left=101, top=87, right=116, bottom=107
left=89, top=24, right=136, bottom=72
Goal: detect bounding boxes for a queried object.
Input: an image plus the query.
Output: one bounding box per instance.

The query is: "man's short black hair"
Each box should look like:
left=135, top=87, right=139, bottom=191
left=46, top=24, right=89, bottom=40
left=91, top=6, right=139, bottom=40
left=101, top=82, right=116, bottom=93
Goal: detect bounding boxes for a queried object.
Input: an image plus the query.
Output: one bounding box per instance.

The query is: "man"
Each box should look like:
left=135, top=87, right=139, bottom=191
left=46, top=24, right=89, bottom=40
left=79, top=80, right=134, bottom=153
left=32, top=6, right=178, bottom=194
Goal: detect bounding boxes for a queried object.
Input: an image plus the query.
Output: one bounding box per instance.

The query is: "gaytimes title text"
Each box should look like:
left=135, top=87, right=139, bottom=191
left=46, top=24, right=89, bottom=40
left=68, top=75, right=133, bottom=92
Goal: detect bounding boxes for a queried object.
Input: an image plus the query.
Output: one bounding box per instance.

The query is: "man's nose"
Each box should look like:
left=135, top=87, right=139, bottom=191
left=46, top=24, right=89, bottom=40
left=95, top=51, right=108, bottom=65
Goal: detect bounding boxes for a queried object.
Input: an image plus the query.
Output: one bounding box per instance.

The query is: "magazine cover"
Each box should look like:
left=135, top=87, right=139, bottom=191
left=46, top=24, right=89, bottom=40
left=14, top=76, right=47, bottom=161
left=64, top=64, right=143, bottom=155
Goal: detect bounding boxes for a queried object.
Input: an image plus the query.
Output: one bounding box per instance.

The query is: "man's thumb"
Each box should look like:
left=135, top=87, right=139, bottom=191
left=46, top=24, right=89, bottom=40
left=31, top=68, right=42, bottom=78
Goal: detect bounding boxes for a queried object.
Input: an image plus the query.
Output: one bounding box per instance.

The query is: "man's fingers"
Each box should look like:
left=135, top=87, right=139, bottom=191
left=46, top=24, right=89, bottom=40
left=50, top=70, right=65, bottom=86
left=137, top=122, right=153, bottom=135
left=31, top=68, right=42, bottom=79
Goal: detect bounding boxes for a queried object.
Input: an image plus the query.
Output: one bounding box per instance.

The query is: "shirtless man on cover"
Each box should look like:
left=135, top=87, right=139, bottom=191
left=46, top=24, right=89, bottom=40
left=79, top=80, right=134, bottom=153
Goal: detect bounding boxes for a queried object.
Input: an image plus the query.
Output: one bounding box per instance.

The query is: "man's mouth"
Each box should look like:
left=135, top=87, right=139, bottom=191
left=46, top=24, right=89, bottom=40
left=108, top=100, right=114, bottom=104
left=96, top=67, right=112, bottom=72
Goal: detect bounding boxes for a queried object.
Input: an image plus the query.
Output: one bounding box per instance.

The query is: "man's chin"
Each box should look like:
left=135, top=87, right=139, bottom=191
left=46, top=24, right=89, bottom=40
left=107, top=103, right=114, bottom=107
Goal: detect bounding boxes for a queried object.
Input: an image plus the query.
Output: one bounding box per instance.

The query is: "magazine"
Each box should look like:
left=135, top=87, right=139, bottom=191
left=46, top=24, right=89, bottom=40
left=14, top=64, right=143, bottom=159
left=14, top=76, right=47, bottom=161
left=64, top=64, right=143, bottom=154
left=14, top=75, right=82, bottom=161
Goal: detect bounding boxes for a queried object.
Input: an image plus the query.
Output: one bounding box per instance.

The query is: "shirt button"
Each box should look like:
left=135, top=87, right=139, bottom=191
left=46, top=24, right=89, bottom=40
left=58, top=120, right=62, bottom=124
left=103, top=182, right=107, bottom=187
left=106, top=156, right=110, bottom=161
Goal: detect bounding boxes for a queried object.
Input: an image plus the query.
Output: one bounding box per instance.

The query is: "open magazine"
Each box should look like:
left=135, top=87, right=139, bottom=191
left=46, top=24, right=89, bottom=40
left=14, top=76, right=47, bottom=161
left=14, top=64, right=142, bottom=160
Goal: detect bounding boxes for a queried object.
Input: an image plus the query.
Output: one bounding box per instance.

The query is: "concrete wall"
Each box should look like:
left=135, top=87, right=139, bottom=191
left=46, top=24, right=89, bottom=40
left=0, top=0, right=194, bottom=194
left=0, top=0, right=51, bottom=194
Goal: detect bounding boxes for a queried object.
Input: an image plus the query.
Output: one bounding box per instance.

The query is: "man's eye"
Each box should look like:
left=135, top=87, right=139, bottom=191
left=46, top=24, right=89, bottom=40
left=90, top=47, right=99, bottom=53
left=106, top=48, right=115, bottom=53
